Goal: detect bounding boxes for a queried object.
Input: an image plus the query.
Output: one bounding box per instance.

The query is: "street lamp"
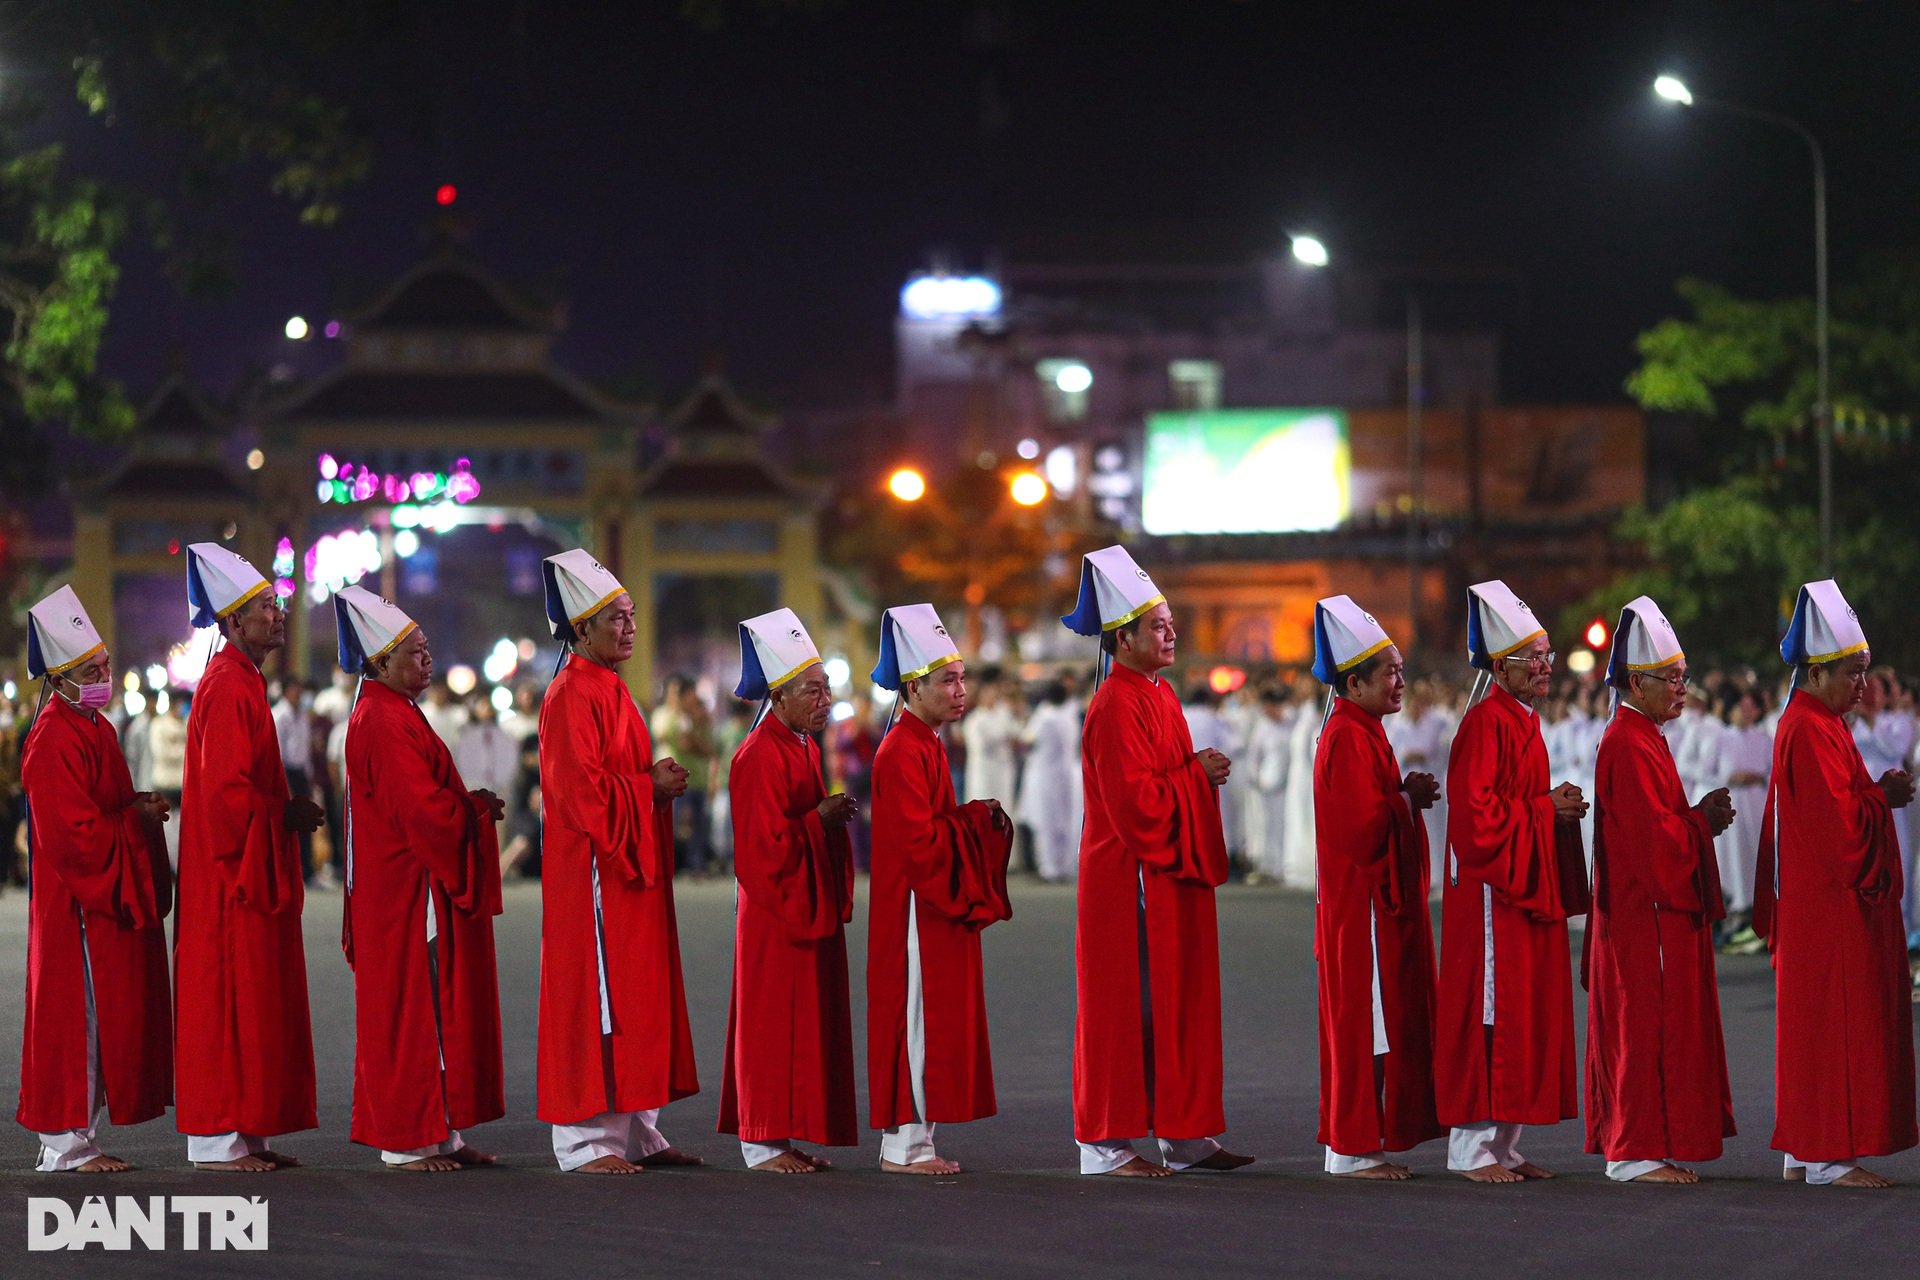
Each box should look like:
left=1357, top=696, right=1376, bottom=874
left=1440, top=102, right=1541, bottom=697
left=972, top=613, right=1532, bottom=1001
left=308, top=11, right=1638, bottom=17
left=1009, top=471, right=1048, bottom=507
left=887, top=466, right=927, bottom=502
left=1654, top=72, right=1831, bottom=574
left=1289, top=233, right=1423, bottom=654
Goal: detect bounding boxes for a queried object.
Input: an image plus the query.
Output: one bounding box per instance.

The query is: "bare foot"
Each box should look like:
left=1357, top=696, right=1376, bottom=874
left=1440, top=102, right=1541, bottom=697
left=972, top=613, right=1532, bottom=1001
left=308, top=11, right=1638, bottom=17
left=801, top=1152, right=834, bottom=1170
left=882, top=1157, right=962, bottom=1175
left=1186, top=1149, right=1255, bottom=1172
left=75, top=1154, right=131, bottom=1173
left=1512, top=1161, right=1556, bottom=1180
left=575, top=1154, right=643, bottom=1174
left=257, top=1150, right=301, bottom=1168
left=1104, top=1156, right=1172, bottom=1178
left=1334, top=1162, right=1411, bottom=1180
left=1458, top=1163, right=1525, bottom=1184
left=1832, top=1166, right=1895, bottom=1189
left=1630, top=1164, right=1699, bottom=1184
left=193, top=1155, right=276, bottom=1172
left=450, top=1146, right=496, bottom=1167
left=394, top=1155, right=462, bottom=1172
left=751, top=1151, right=819, bottom=1174
left=637, top=1146, right=703, bottom=1167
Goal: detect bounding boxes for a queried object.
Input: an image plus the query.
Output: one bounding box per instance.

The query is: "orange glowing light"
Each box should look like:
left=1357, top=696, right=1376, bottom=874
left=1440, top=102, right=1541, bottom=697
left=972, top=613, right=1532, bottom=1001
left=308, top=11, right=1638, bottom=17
left=887, top=468, right=927, bottom=502
left=1009, top=471, right=1048, bottom=506
left=1584, top=618, right=1609, bottom=649
left=1207, top=665, right=1246, bottom=695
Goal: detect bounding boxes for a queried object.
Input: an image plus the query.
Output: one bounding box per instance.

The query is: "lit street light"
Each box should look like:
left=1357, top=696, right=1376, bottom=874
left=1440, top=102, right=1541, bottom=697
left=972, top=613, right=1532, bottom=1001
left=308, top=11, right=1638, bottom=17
left=1052, top=362, right=1092, bottom=394
left=1654, top=72, right=1831, bottom=574
left=1289, top=234, right=1329, bottom=268
left=1009, top=471, right=1048, bottom=506
left=284, top=315, right=310, bottom=340
left=887, top=466, right=927, bottom=502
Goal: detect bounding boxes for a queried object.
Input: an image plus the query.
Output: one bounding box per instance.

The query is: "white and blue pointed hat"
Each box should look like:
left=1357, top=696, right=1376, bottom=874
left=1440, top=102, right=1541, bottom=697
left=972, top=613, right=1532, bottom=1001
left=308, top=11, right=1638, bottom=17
left=542, top=548, right=625, bottom=640
left=27, top=585, right=105, bottom=680
left=1606, top=595, right=1684, bottom=685
left=334, top=584, right=417, bottom=673
left=1311, top=594, right=1392, bottom=685
left=1466, top=579, right=1546, bottom=670
left=1780, top=578, right=1866, bottom=666
left=186, top=542, right=271, bottom=628
left=871, top=603, right=961, bottom=692
left=735, top=607, right=821, bottom=700
left=1060, top=545, right=1165, bottom=636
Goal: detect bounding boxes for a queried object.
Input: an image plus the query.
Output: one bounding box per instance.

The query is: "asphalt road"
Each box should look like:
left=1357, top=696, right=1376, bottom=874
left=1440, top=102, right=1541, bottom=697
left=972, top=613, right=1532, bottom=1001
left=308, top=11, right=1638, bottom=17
left=3, top=876, right=1917, bottom=1277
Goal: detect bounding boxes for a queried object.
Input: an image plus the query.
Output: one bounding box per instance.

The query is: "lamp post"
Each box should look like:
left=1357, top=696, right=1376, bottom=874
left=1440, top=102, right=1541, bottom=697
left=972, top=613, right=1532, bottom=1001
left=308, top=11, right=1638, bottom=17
left=1654, top=73, right=1831, bottom=575
left=885, top=464, right=1051, bottom=653
left=1290, top=234, right=1422, bottom=654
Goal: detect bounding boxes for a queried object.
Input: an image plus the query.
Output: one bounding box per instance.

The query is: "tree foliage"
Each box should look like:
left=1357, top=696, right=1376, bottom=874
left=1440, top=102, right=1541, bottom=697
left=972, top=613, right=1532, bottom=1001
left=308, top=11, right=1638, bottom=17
left=1580, top=251, right=1920, bottom=669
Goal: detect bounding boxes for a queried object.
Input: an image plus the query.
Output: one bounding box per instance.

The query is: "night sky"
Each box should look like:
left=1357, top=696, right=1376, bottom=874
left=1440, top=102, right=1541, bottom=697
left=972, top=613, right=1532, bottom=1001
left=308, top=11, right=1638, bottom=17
left=68, top=0, right=1920, bottom=415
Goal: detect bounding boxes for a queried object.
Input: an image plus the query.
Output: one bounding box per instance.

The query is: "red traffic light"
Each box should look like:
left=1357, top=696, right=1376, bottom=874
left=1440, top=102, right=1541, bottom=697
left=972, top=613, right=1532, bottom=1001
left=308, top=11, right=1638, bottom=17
left=1584, top=617, right=1609, bottom=649
left=435, top=184, right=458, bottom=207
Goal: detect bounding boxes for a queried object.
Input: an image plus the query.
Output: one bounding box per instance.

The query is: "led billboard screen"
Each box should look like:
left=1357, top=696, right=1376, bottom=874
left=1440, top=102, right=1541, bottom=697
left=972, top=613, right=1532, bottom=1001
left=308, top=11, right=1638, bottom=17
left=1141, top=408, right=1351, bottom=535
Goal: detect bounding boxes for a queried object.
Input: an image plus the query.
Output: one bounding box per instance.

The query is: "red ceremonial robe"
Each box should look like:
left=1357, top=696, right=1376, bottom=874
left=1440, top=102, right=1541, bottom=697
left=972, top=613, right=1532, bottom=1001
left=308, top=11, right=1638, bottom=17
left=537, top=656, right=698, bottom=1124
left=719, top=715, right=857, bottom=1147
left=1583, top=705, right=1734, bottom=1163
left=1435, top=684, right=1578, bottom=1128
left=1075, top=663, right=1229, bottom=1144
left=173, top=642, right=317, bottom=1139
left=1313, top=697, right=1442, bottom=1156
left=344, top=679, right=505, bottom=1151
left=1754, top=690, right=1917, bottom=1161
left=18, top=695, right=173, bottom=1132
left=867, top=710, right=1014, bottom=1130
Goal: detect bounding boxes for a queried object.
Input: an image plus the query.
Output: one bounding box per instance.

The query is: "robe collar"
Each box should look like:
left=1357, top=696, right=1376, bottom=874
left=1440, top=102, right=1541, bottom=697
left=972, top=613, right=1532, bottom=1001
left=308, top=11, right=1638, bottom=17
left=1109, top=661, right=1162, bottom=691
left=895, top=706, right=941, bottom=746
left=1327, top=694, right=1388, bottom=743
left=1487, top=680, right=1538, bottom=724
left=1785, top=685, right=1842, bottom=725
left=561, top=652, right=623, bottom=689
left=210, top=637, right=266, bottom=684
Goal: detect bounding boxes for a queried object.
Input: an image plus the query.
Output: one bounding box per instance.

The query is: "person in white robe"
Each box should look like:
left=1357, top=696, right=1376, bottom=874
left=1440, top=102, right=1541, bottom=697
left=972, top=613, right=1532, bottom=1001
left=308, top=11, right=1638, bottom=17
left=962, top=675, right=1022, bottom=810
left=1852, top=672, right=1918, bottom=936
left=1280, top=679, right=1321, bottom=890
left=1712, top=685, right=1771, bottom=948
left=1243, top=688, right=1292, bottom=882
left=1018, top=681, right=1083, bottom=884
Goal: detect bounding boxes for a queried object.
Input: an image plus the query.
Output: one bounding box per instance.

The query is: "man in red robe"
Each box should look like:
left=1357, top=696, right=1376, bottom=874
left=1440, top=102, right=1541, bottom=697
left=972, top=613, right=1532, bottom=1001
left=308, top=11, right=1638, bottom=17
left=1584, top=595, right=1735, bottom=1184
left=1436, top=580, right=1586, bottom=1183
left=18, top=586, right=172, bottom=1172
left=867, top=604, right=1014, bottom=1174
left=537, top=549, right=700, bottom=1174
left=1310, top=595, right=1442, bottom=1179
left=719, top=607, right=858, bottom=1172
left=1062, top=545, right=1253, bottom=1177
left=175, top=543, right=322, bottom=1171
left=1756, top=579, right=1916, bottom=1188
left=336, top=586, right=505, bottom=1171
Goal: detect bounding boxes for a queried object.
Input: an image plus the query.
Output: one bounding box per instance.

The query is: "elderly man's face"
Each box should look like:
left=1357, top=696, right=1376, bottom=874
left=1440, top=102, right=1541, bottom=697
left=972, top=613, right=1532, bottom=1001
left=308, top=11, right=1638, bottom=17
left=1627, top=661, right=1689, bottom=724
left=1808, top=650, right=1871, bottom=714
left=376, top=628, right=434, bottom=700
left=1494, top=634, right=1552, bottom=703
left=226, top=590, right=286, bottom=653
left=577, top=593, right=636, bottom=668
left=773, top=663, right=834, bottom=735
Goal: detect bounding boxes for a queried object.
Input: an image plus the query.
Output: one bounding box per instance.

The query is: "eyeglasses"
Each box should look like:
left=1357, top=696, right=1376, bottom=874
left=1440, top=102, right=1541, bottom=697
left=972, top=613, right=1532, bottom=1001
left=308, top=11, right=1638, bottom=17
left=1635, top=670, right=1690, bottom=690
left=1500, top=651, right=1556, bottom=670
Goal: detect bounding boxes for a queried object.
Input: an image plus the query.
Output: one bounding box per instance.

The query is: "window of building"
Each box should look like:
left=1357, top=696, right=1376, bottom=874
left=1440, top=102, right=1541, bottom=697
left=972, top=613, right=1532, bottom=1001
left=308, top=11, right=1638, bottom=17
left=1036, top=358, right=1092, bottom=423
left=1168, top=359, right=1222, bottom=412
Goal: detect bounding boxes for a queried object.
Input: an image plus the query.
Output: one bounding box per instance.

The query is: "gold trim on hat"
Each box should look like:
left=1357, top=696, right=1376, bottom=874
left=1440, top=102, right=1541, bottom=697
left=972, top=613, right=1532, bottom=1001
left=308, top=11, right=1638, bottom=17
left=1805, top=639, right=1869, bottom=664
left=900, top=650, right=961, bottom=684
left=568, top=585, right=628, bottom=626
left=368, top=620, right=418, bottom=662
left=1625, top=646, right=1685, bottom=672
left=45, top=640, right=106, bottom=678
left=766, top=654, right=822, bottom=689
left=216, top=578, right=271, bottom=619
left=1490, top=626, right=1547, bottom=661
left=1335, top=635, right=1393, bottom=673
left=1102, top=593, right=1166, bottom=631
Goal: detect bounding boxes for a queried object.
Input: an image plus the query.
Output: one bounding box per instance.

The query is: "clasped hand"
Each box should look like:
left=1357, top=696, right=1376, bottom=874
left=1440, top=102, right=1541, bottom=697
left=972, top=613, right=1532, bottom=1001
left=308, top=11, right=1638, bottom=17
left=1550, top=781, right=1587, bottom=821
left=651, top=757, right=690, bottom=800
left=469, top=789, right=507, bottom=822
left=1880, top=769, right=1917, bottom=810
left=1401, top=771, right=1439, bottom=811
left=1695, top=786, right=1736, bottom=836
left=1197, top=748, right=1232, bottom=787
left=817, top=793, right=859, bottom=829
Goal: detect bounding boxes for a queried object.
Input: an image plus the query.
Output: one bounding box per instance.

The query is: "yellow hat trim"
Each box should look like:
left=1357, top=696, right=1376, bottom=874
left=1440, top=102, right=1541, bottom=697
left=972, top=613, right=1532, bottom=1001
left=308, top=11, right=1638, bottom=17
left=1102, top=593, right=1166, bottom=631
left=900, top=651, right=962, bottom=684
left=216, top=578, right=271, bottom=619
left=1335, top=635, right=1393, bottom=673
left=46, top=640, right=106, bottom=678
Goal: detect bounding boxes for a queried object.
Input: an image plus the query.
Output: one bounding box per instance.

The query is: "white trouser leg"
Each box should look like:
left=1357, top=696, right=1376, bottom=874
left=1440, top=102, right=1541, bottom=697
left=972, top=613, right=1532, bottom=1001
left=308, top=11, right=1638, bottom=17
left=188, top=1132, right=267, bottom=1164
left=1325, top=1147, right=1389, bottom=1175
left=627, top=1109, right=670, bottom=1161
left=1606, top=1158, right=1668, bottom=1182
left=1785, top=1154, right=1859, bottom=1185
left=382, top=1130, right=466, bottom=1165
left=36, top=1112, right=106, bottom=1172
left=553, top=1112, right=639, bottom=1171
left=1158, top=1136, right=1222, bottom=1170
left=881, top=897, right=939, bottom=1166
left=742, top=1139, right=794, bottom=1167
left=1447, top=1122, right=1526, bottom=1171
left=1078, top=1140, right=1139, bottom=1175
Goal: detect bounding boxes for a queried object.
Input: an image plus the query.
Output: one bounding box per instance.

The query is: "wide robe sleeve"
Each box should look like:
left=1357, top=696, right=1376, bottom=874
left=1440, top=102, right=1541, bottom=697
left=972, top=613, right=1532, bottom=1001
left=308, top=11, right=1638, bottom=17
left=1085, top=682, right=1228, bottom=887
left=1448, top=707, right=1564, bottom=920
left=193, top=683, right=298, bottom=915
left=1767, top=716, right=1901, bottom=900
left=25, top=724, right=163, bottom=929
left=888, top=736, right=1013, bottom=929
left=734, top=736, right=853, bottom=941
left=542, top=681, right=665, bottom=890
left=1615, top=733, right=1722, bottom=919
left=1319, top=722, right=1426, bottom=919
left=372, top=714, right=504, bottom=918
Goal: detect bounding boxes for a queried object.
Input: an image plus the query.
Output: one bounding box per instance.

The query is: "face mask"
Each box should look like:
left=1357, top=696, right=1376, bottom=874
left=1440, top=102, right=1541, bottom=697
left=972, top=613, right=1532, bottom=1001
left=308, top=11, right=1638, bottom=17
left=70, top=681, right=113, bottom=712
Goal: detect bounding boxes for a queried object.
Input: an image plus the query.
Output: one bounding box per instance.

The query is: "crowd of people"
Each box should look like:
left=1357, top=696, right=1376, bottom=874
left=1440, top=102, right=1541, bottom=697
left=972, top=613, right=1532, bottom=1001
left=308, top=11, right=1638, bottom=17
left=9, top=540, right=1917, bottom=1191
